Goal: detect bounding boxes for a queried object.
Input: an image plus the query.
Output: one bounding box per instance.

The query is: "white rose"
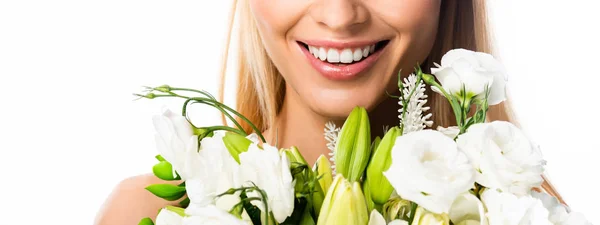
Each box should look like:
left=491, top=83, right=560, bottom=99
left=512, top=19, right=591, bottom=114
left=156, top=207, right=183, bottom=225
left=457, top=121, right=545, bottom=196
left=368, top=210, right=409, bottom=225
left=482, top=189, right=552, bottom=225
left=431, top=48, right=507, bottom=105
left=383, top=130, right=475, bottom=214
left=239, top=143, right=295, bottom=223
left=449, top=193, right=488, bottom=225
left=152, top=108, right=198, bottom=180
left=185, top=132, right=242, bottom=209
left=184, top=205, right=249, bottom=225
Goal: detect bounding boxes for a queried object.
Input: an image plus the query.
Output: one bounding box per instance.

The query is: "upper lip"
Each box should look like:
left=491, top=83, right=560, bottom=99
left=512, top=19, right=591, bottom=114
left=297, top=39, right=388, bottom=49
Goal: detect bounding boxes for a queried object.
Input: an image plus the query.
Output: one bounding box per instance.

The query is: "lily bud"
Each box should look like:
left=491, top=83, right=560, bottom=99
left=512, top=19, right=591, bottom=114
left=412, top=206, right=450, bottom=225
left=313, top=154, right=333, bottom=193
left=222, top=132, right=252, bottom=163
left=383, top=197, right=412, bottom=222
left=365, top=127, right=401, bottom=205
left=335, top=107, right=371, bottom=182
left=317, top=174, right=369, bottom=225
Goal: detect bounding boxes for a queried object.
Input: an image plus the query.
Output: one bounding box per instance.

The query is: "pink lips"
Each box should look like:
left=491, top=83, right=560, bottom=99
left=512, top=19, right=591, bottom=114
left=298, top=40, right=386, bottom=81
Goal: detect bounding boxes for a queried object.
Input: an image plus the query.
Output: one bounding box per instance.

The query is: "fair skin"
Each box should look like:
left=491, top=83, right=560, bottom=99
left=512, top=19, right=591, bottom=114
left=95, top=0, right=441, bottom=224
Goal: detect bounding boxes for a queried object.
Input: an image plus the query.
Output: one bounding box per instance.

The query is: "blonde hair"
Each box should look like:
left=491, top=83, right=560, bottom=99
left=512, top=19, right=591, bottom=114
left=218, top=0, right=564, bottom=203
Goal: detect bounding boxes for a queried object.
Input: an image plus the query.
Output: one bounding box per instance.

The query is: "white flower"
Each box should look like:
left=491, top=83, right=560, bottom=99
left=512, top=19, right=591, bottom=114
left=431, top=49, right=507, bottom=105
left=368, top=210, right=409, bottom=225
left=531, top=191, right=593, bottom=225
left=561, top=212, right=593, bottom=225
left=449, top=193, right=488, bottom=225
left=398, top=74, right=433, bottom=134
left=437, top=126, right=460, bottom=139
left=324, top=121, right=340, bottom=171
left=456, top=121, right=545, bottom=196
left=184, top=205, right=249, bottom=225
left=185, top=132, right=242, bottom=209
left=531, top=191, right=569, bottom=224
left=156, top=207, right=184, bottom=225
left=383, top=130, right=475, bottom=214
left=481, top=189, right=552, bottom=225
left=239, top=143, right=295, bottom=223
left=152, top=109, right=198, bottom=180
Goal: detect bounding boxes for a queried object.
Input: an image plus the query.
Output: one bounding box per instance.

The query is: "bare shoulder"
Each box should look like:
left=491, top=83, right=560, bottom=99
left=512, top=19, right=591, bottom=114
left=94, top=173, right=183, bottom=225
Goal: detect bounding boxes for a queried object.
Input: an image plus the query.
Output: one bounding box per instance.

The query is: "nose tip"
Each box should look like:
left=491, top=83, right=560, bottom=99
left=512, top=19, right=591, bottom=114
left=310, top=0, right=368, bottom=33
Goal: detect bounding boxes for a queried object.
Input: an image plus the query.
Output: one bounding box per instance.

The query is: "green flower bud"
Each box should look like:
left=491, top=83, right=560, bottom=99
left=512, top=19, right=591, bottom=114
left=335, top=107, right=371, bottom=182
left=313, top=154, right=333, bottom=193
left=145, top=183, right=186, bottom=201
left=317, top=174, right=369, bottom=225
left=365, top=127, right=401, bottom=205
left=138, top=218, right=154, bottom=225
left=282, top=147, right=325, bottom=217
left=412, top=207, right=450, bottom=225
left=383, top=197, right=412, bottom=222
left=152, top=161, right=179, bottom=181
left=222, top=132, right=252, bottom=163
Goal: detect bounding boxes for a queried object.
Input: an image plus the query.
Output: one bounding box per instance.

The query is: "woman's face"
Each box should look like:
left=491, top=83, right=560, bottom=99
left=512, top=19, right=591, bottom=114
left=249, top=0, right=441, bottom=119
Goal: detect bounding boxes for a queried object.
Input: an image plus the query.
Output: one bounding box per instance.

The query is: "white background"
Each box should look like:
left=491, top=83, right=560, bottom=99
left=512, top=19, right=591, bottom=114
left=1, top=0, right=599, bottom=224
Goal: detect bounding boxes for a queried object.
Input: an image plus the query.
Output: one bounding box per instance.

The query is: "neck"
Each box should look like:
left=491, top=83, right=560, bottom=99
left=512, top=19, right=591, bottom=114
left=263, top=84, right=400, bottom=166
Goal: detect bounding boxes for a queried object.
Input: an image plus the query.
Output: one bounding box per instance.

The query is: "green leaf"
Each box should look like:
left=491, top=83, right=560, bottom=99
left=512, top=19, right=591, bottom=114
left=138, top=218, right=154, bottom=225
left=240, top=191, right=262, bottom=225
left=152, top=161, right=179, bottom=181
left=155, top=155, right=166, bottom=162
left=178, top=197, right=190, bottom=208
left=145, top=184, right=186, bottom=201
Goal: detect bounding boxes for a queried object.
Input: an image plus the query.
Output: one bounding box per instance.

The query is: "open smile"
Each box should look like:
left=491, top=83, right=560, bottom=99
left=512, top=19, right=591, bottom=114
left=297, top=39, right=390, bottom=81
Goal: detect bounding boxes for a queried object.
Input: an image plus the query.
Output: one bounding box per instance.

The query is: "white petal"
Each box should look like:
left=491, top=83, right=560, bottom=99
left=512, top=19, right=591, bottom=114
left=368, top=210, right=387, bottom=225
left=449, top=193, right=487, bottom=225
left=156, top=208, right=183, bottom=225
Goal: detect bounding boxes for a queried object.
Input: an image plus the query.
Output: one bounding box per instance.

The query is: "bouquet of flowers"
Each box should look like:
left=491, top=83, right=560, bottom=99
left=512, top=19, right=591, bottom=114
left=134, top=49, right=592, bottom=225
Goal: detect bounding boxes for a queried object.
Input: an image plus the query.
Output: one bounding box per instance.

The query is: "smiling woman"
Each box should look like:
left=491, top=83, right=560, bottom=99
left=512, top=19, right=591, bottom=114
left=93, top=0, right=567, bottom=224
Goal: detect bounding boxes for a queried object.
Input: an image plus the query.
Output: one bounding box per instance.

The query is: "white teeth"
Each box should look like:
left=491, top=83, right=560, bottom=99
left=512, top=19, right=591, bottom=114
left=353, top=48, right=363, bottom=61
left=318, top=47, right=327, bottom=61
left=327, top=49, right=340, bottom=63
left=309, top=46, right=317, bottom=55
left=340, top=49, right=353, bottom=63
left=307, top=44, right=378, bottom=63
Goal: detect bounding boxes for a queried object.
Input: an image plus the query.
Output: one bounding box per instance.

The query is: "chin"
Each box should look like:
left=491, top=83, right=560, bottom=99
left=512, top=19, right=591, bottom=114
left=304, top=86, right=389, bottom=119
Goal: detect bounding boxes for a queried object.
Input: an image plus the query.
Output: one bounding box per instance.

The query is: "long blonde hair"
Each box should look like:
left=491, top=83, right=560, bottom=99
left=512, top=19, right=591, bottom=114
left=218, top=0, right=564, bottom=203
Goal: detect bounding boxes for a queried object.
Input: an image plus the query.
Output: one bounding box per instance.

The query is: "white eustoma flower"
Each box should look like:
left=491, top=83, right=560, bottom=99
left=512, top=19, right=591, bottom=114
left=383, top=130, right=475, bottom=214
left=531, top=191, right=593, bottom=225
left=185, top=132, right=242, bottom=209
left=431, top=48, right=507, bottom=105
left=239, top=143, right=295, bottom=223
left=152, top=109, right=198, bottom=180
left=449, top=192, right=488, bottom=225
left=457, top=121, right=545, bottom=196
left=156, top=207, right=184, bottom=225
left=437, top=126, right=460, bottom=139
left=184, top=205, right=249, bottom=225
left=531, top=191, right=569, bottom=224
left=482, top=189, right=552, bottom=225
left=368, top=210, right=409, bottom=225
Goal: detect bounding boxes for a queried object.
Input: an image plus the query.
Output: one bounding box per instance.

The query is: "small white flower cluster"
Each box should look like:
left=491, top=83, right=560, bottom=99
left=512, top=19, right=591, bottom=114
left=324, top=121, right=340, bottom=171
left=398, top=74, right=433, bottom=134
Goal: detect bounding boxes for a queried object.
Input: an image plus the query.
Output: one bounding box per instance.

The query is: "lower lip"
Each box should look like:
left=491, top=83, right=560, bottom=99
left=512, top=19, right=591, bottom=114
left=299, top=43, right=385, bottom=81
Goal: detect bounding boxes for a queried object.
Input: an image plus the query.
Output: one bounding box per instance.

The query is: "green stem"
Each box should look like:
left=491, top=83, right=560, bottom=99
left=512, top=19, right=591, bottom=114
left=183, top=99, right=246, bottom=135
left=151, top=94, right=266, bottom=143
left=203, top=126, right=247, bottom=137
left=431, top=82, right=463, bottom=127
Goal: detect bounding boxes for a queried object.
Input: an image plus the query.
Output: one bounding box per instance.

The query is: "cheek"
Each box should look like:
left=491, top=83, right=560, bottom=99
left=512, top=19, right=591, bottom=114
left=372, top=0, right=441, bottom=34
left=248, top=0, right=307, bottom=38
